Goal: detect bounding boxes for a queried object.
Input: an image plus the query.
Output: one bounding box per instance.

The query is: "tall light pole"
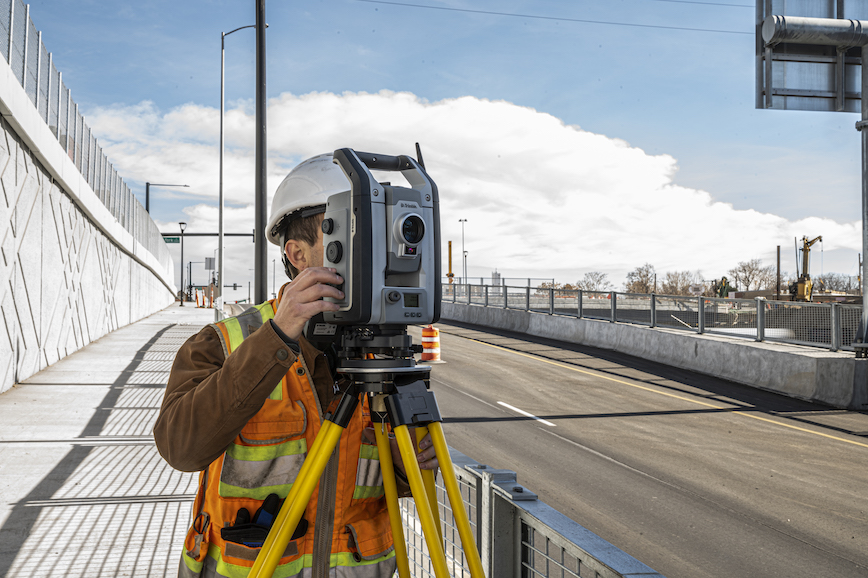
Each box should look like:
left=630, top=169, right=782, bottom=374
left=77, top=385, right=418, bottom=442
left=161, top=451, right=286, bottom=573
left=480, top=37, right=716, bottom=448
left=145, top=182, right=188, bottom=214
left=254, top=0, right=268, bottom=304
left=220, top=23, right=257, bottom=311
left=459, top=218, right=468, bottom=284
left=179, top=222, right=187, bottom=306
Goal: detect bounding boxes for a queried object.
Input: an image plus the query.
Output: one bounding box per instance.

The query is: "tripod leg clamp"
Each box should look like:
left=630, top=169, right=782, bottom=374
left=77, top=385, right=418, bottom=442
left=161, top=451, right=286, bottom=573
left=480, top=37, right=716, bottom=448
left=386, top=379, right=441, bottom=427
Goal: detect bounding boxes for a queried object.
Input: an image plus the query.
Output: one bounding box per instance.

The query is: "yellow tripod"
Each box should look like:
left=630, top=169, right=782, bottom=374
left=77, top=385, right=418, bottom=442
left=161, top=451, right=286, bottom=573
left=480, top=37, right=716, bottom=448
left=247, top=362, right=485, bottom=578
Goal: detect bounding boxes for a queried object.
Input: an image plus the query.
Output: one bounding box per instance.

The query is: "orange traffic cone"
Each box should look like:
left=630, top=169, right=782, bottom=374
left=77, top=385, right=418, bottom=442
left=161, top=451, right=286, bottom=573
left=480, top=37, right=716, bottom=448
left=421, top=325, right=441, bottom=362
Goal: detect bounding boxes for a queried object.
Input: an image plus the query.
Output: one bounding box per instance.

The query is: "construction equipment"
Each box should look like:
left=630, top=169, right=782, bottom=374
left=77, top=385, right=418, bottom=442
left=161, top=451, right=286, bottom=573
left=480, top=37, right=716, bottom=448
left=790, top=235, right=823, bottom=301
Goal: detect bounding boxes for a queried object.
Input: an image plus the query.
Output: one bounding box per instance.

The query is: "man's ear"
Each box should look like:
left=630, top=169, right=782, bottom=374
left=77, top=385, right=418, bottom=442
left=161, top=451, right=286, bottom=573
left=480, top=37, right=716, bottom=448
left=285, top=239, right=308, bottom=271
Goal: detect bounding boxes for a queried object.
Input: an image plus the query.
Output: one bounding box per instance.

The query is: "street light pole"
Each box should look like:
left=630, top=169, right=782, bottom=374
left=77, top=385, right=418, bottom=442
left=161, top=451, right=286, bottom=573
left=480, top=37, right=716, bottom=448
left=179, top=222, right=187, bottom=306
left=459, top=218, right=468, bottom=283
left=254, top=0, right=268, bottom=304
left=146, top=182, right=188, bottom=214
left=220, top=23, right=257, bottom=311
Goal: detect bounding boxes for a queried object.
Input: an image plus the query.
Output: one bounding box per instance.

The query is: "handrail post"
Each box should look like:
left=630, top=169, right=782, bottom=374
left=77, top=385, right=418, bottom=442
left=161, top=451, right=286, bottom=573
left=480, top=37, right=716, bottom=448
left=467, top=283, right=471, bottom=305
left=577, top=290, right=583, bottom=318
left=756, top=297, right=765, bottom=342
left=485, top=284, right=489, bottom=307
left=831, top=302, right=841, bottom=352
left=651, top=293, right=657, bottom=328
left=549, top=288, right=554, bottom=315
left=698, top=296, right=705, bottom=334
left=503, top=285, right=508, bottom=309
left=525, top=286, right=531, bottom=311
left=610, top=291, right=617, bottom=323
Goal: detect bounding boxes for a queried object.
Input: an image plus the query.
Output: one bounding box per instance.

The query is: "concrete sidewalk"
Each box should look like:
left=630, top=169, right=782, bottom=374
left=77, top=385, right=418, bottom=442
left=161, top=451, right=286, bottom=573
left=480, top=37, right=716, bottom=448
left=0, top=303, right=214, bottom=578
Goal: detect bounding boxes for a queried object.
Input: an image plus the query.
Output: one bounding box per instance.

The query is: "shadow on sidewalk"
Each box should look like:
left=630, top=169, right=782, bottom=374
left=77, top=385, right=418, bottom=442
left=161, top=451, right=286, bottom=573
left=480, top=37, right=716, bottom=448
left=0, top=324, right=177, bottom=577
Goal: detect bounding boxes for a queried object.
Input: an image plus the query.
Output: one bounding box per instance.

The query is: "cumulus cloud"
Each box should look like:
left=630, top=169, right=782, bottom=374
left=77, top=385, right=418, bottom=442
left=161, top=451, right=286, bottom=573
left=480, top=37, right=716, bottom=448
left=90, top=90, right=861, bottom=288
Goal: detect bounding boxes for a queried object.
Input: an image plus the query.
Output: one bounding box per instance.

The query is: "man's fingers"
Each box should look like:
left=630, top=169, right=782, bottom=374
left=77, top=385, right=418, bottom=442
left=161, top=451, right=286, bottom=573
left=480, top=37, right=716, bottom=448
left=289, top=267, right=343, bottom=292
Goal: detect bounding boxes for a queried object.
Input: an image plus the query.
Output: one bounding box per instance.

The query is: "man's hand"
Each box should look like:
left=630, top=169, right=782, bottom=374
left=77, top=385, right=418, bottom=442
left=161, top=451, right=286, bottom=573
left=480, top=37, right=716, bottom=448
left=273, top=267, right=344, bottom=341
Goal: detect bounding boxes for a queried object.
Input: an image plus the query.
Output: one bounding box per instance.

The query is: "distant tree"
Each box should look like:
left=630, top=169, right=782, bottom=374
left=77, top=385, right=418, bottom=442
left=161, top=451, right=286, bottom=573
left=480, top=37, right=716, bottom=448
left=576, top=271, right=613, bottom=292
left=537, top=281, right=561, bottom=290
left=728, top=259, right=775, bottom=292
left=815, top=273, right=857, bottom=293
left=660, top=270, right=701, bottom=296
left=624, top=263, right=656, bottom=294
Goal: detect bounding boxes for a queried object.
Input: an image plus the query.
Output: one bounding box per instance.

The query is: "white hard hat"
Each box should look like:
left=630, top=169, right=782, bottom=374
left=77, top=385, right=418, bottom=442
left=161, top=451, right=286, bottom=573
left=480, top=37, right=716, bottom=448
left=267, top=153, right=351, bottom=246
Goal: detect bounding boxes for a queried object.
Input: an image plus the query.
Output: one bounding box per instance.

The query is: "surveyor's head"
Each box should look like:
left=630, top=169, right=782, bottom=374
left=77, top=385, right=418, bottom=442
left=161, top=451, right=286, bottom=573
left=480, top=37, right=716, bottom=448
left=267, top=153, right=351, bottom=279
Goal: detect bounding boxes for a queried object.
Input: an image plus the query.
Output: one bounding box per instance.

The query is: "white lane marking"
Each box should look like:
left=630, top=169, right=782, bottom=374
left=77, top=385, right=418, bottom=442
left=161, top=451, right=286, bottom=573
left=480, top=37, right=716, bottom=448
left=497, top=401, right=556, bottom=427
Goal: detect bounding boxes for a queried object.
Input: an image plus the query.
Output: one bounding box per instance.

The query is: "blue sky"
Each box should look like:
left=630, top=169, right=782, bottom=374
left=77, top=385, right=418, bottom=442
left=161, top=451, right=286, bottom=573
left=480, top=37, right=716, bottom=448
left=21, top=0, right=866, bottom=295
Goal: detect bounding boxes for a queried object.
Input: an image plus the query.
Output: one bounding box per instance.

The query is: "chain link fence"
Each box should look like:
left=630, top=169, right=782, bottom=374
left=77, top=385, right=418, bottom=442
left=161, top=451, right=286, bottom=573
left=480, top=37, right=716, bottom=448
left=442, top=284, right=862, bottom=352
left=0, top=0, right=170, bottom=274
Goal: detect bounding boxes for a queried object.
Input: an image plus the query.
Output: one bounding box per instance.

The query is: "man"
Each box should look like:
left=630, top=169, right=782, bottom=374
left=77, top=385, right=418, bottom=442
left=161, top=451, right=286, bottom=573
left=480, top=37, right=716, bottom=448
left=155, top=153, right=438, bottom=578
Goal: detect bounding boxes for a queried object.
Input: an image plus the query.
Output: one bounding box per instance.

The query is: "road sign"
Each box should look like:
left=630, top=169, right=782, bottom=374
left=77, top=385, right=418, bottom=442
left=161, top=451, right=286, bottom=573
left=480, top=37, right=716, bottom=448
left=757, top=1, right=868, bottom=112
left=164, top=236, right=180, bottom=244
left=205, top=257, right=215, bottom=270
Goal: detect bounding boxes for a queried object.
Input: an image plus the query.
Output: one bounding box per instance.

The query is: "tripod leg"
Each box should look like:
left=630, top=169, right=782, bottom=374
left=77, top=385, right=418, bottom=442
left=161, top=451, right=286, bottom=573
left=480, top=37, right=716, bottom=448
left=428, top=421, right=486, bottom=578
left=248, top=420, right=345, bottom=578
left=374, top=425, right=410, bottom=578
left=394, top=425, right=452, bottom=578
left=415, top=426, right=442, bottom=543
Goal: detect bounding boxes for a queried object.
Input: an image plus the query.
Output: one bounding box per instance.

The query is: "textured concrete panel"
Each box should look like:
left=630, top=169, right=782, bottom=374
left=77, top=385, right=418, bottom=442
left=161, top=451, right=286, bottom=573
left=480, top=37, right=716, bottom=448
left=0, top=117, right=173, bottom=395
left=442, top=302, right=867, bottom=410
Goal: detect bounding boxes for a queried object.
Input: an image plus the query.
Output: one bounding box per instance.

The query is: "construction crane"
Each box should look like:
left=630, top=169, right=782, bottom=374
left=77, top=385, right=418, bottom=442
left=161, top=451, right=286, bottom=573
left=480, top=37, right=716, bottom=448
left=790, top=235, right=822, bottom=301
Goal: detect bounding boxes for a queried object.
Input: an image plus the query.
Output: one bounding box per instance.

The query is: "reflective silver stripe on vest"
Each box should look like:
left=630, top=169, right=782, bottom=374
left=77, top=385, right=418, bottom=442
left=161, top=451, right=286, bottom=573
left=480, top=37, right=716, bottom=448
left=218, top=438, right=307, bottom=499
left=354, top=443, right=384, bottom=499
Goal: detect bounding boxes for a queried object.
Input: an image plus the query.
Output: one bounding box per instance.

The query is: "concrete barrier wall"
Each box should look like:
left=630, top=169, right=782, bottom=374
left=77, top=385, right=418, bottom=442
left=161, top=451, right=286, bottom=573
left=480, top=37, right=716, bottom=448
left=0, top=65, right=174, bottom=395
left=442, top=302, right=868, bottom=410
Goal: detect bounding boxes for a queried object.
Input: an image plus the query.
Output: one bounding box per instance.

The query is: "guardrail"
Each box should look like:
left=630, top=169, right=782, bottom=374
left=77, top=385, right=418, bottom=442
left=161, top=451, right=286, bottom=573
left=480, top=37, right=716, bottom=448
left=400, top=449, right=664, bottom=578
left=0, top=0, right=169, bottom=271
left=444, top=284, right=862, bottom=352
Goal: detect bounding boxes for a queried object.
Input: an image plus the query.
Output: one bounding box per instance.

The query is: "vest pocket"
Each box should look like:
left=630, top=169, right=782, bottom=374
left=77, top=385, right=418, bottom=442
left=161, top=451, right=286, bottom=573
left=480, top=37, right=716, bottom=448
left=222, top=538, right=301, bottom=564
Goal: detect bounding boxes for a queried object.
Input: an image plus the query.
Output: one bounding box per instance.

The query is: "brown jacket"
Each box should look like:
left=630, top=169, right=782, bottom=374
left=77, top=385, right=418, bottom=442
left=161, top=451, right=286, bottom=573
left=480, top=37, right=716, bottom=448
left=154, top=319, right=339, bottom=472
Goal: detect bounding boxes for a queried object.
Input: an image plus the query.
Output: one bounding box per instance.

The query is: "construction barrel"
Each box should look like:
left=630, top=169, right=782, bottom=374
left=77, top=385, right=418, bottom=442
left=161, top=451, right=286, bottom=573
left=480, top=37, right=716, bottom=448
left=421, top=324, right=441, bottom=362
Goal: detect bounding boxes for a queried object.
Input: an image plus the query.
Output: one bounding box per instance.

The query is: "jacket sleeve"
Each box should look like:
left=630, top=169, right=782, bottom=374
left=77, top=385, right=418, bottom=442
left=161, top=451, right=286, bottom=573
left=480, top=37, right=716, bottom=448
left=153, top=322, right=298, bottom=472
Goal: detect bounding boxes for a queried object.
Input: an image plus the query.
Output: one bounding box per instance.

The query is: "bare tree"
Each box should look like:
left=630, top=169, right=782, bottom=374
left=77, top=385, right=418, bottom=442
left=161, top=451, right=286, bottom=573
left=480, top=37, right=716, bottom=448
left=660, top=270, right=700, bottom=296
left=576, top=271, right=613, bottom=292
left=728, top=259, right=775, bottom=292
left=815, top=273, right=858, bottom=293
left=624, top=263, right=656, bottom=293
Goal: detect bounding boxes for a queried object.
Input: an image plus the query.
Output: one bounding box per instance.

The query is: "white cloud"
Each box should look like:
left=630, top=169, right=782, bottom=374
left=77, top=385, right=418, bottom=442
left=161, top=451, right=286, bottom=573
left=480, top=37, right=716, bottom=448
left=91, top=90, right=862, bottom=289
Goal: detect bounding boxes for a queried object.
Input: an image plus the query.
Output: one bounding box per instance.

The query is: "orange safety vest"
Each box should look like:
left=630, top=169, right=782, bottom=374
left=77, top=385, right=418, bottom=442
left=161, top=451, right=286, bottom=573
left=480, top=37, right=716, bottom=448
left=178, top=299, right=396, bottom=578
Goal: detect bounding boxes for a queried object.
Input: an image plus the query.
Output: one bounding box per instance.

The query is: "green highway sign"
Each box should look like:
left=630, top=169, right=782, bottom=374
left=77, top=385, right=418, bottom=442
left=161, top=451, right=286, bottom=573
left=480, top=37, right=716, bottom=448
left=164, top=236, right=180, bottom=244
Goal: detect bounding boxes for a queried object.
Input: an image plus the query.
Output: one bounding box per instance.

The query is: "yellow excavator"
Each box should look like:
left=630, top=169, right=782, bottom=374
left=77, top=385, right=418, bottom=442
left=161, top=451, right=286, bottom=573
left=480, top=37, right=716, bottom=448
left=790, top=235, right=822, bottom=301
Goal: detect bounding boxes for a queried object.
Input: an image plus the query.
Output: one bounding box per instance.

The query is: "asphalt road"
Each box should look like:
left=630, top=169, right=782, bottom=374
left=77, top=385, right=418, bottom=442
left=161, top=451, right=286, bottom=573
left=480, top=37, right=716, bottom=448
left=410, top=321, right=868, bottom=578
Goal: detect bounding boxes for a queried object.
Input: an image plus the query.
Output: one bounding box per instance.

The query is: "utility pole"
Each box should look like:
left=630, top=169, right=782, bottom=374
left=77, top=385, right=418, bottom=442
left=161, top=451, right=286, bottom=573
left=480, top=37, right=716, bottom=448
left=777, top=245, right=781, bottom=300
left=459, top=218, right=468, bottom=283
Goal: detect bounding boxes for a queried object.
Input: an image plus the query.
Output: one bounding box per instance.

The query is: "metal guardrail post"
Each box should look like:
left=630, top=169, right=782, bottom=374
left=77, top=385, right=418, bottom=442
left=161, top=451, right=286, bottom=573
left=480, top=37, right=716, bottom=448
left=467, top=283, right=471, bottom=305
left=484, top=284, right=489, bottom=307
left=503, top=285, right=508, bottom=309
left=577, top=289, right=583, bottom=318
left=756, top=297, right=765, bottom=342
left=831, top=302, right=841, bottom=352
left=466, top=464, right=537, bottom=578
left=21, top=4, right=29, bottom=95
left=651, top=293, right=657, bottom=328
left=698, top=296, right=705, bottom=334
left=610, top=291, right=617, bottom=323
left=525, top=286, right=530, bottom=311
left=549, top=288, right=554, bottom=315
left=7, top=1, right=14, bottom=64
left=453, top=285, right=457, bottom=303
